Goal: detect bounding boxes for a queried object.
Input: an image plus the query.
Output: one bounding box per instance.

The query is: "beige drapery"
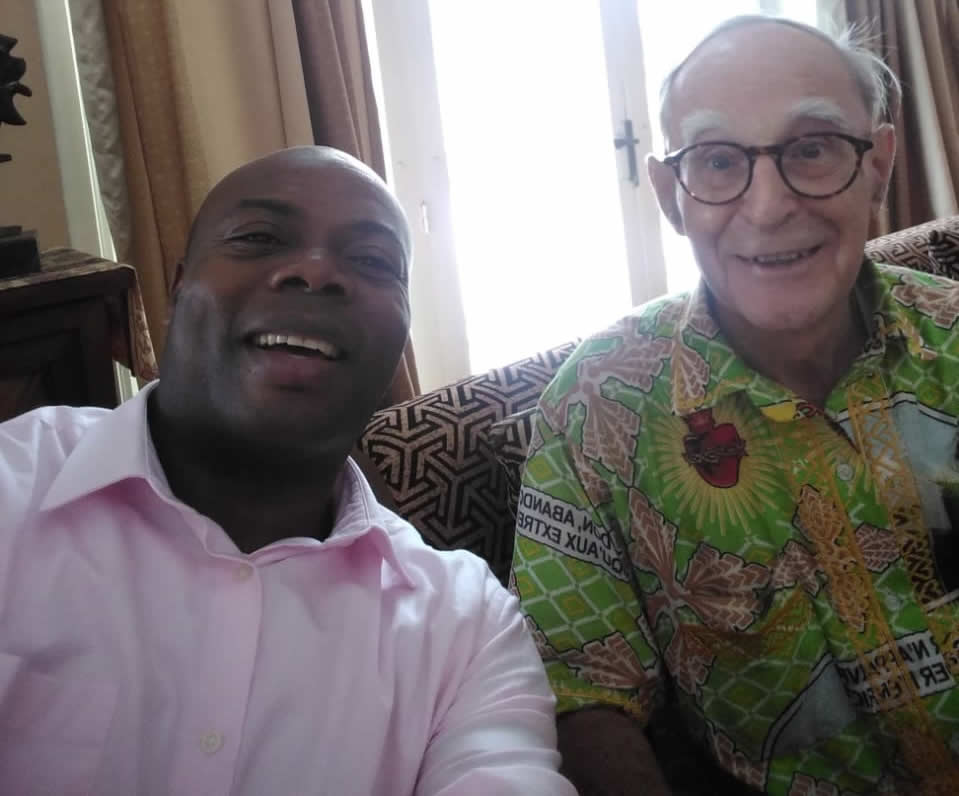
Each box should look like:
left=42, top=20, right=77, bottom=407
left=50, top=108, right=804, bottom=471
left=843, top=0, right=959, bottom=236
left=75, top=0, right=419, bottom=402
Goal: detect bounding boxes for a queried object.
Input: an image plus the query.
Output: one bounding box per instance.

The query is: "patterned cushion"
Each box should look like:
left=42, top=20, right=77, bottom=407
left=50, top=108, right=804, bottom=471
left=929, top=226, right=959, bottom=280
left=865, top=215, right=959, bottom=276
left=487, top=407, right=537, bottom=522
left=357, top=342, right=578, bottom=581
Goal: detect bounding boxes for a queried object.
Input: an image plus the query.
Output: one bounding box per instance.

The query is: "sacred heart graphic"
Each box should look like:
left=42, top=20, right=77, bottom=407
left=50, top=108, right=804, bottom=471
left=682, top=408, right=747, bottom=488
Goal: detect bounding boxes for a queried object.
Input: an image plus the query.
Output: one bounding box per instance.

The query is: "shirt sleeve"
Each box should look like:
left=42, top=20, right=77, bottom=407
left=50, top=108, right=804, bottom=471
left=413, top=576, right=578, bottom=796
left=511, top=402, right=664, bottom=726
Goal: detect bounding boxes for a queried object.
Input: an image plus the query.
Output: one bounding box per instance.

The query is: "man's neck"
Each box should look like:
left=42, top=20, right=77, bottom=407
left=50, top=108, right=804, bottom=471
left=714, top=294, right=866, bottom=408
left=147, top=396, right=345, bottom=553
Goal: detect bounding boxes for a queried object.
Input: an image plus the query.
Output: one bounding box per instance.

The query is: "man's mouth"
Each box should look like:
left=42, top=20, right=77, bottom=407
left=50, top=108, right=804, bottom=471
left=737, top=245, right=822, bottom=266
left=250, top=332, right=344, bottom=360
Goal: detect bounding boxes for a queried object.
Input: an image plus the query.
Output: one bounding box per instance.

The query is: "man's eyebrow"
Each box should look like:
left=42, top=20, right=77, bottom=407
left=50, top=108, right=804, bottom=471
left=784, top=97, right=851, bottom=131
left=675, top=98, right=853, bottom=149
left=335, top=219, right=407, bottom=249
left=678, top=109, right=733, bottom=147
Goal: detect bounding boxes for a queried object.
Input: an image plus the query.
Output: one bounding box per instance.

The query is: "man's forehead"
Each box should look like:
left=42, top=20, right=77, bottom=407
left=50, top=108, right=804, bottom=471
left=667, top=22, right=866, bottom=144
left=197, top=156, right=408, bottom=245
left=221, top=157, right=384, bottom=209
left=678, top=21, right=847, bottom=78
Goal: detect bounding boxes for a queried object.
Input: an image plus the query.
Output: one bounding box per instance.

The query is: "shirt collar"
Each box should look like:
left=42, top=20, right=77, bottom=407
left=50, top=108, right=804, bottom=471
left=40, top=380, right=168, bottom=511
left=669, top=261, right=934, bottom=417
left=325, top=460, right=416, bottom=587
left=861, top=262, right=940, bottom=363
left=39, top=384, right=415, bottom=587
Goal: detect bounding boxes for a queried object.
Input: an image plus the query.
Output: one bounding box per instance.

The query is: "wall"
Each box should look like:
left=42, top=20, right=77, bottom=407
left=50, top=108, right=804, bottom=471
left=1, top=0, right=70, bottom=251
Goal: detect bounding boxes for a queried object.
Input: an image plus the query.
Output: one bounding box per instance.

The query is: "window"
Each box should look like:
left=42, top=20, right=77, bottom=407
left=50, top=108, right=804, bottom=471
left=427, top=1, right=635, bottom=374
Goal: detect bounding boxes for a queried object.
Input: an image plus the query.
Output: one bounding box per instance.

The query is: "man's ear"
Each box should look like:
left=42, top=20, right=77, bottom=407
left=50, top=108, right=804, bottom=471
left=646, top=153, right=685, bottom=235
left=867, top=123, right=897, bottom=210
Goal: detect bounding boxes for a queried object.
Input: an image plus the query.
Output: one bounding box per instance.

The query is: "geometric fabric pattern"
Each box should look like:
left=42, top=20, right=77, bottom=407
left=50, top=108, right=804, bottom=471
left=357, top=342, right=577, bottom=581
left=929, top=227, right=959, bottom=278
left=487, top=407, right=537, bottom=528
left=864, top=215, right=959, bottom=278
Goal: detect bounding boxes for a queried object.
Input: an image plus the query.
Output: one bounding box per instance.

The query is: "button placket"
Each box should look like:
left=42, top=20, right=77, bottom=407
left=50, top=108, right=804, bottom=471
left=170, top=559, right=263, bottom=794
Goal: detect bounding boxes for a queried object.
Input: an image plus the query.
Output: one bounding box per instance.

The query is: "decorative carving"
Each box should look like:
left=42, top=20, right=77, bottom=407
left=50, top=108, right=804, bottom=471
left=1, top=33, right=32, bottom=159
left=0, top=32, right=39, bottom=276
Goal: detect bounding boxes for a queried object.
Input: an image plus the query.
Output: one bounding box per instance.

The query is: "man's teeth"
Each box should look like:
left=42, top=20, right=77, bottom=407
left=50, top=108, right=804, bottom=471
left=750, top=247, right=816, bottom=265
left=253, top=332, right=341, bottom=358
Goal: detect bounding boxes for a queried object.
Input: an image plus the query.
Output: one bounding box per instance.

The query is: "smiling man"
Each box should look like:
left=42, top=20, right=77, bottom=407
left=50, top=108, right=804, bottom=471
left=512, top=16, right=959, bottom=796
left=0, top=147, right=575, bottom=795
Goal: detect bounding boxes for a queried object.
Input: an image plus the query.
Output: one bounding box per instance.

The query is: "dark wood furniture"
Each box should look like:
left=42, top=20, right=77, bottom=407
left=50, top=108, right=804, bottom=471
left=0, top=250, right=154, bottom=423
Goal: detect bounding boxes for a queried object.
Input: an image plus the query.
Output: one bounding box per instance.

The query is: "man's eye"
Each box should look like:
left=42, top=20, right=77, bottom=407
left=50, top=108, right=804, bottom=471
left=796, top=144, right=824, bottom=160
left=230, top=232, right=280, bottom=245
left=692, top=147, right=741, bottom=172
left=348, top=253, right=401, bottom=277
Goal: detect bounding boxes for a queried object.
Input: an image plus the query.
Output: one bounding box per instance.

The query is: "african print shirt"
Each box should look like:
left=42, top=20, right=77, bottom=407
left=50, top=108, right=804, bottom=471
left=512, top=262, right=959, bottom=795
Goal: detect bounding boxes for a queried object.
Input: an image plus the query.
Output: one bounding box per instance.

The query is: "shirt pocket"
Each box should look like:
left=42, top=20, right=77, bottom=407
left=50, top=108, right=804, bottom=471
left=0, top=652, right=116, bottom=796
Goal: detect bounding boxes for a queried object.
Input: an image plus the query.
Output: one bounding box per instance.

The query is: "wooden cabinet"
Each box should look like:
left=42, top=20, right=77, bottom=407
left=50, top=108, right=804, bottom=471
left=0, top=250, right=155, bottom=423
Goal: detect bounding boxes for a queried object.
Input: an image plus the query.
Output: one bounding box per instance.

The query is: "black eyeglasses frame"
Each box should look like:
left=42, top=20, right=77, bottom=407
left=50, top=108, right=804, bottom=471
left=662, top=132, right=875, bottom=205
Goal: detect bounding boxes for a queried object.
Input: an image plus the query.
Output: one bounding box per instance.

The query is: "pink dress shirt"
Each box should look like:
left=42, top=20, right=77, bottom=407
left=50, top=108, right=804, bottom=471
left=0, top=385, right=576, bottom=796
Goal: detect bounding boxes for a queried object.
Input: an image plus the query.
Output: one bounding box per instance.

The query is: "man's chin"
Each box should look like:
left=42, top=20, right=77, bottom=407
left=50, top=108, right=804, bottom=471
left=225, top=410, right=356, bottom=459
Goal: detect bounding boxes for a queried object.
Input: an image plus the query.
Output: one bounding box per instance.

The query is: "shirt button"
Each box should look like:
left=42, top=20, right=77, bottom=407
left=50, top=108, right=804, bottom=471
left=200, top=730, right=224, bottom=756
left=885, top=594, right=903, bottom=612
left=233, top=564, right=254, bottom=582
left=836, top=462, right=855, bottom=482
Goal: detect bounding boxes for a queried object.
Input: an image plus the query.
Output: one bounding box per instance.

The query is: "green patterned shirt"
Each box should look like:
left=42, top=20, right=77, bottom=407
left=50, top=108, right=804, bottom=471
left=512, top=263, right=959, bottom=795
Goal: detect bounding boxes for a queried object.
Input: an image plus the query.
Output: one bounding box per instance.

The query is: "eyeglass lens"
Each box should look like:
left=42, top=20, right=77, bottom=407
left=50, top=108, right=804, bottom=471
left=678, top=135, right=861, bottom=203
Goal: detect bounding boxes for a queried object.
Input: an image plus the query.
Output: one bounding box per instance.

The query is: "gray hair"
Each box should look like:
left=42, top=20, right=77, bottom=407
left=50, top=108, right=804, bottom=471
left=658, top=15, right=902, bottom=147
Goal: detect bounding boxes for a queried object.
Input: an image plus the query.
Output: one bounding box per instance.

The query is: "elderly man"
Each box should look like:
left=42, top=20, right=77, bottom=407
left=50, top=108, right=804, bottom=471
left=512, top=15, right=959, bottom=796
left=0, top=147, right=576, bottom=795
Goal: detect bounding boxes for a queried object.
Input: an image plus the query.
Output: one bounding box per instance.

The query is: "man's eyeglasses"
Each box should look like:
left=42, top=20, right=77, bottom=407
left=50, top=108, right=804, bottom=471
left=662, top=132, right=874, bottom=205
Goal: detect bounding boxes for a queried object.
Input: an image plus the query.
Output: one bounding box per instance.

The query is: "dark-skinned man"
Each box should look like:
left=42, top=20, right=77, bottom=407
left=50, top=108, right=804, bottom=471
left=0, top=146, right=576, bottom=795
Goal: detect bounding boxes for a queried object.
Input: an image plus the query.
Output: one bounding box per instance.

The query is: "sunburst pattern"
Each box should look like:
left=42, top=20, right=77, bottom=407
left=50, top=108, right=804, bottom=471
left=647, top=394, right=783, bottom=537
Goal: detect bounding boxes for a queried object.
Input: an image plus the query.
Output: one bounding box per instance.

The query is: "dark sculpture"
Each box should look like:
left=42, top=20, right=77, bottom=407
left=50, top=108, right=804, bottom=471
left=0, top=33, right=40, bottom=276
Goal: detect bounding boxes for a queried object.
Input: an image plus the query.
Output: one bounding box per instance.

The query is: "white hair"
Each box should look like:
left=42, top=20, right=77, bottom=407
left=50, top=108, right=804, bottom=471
left=659, top=15, right=902, bottom=147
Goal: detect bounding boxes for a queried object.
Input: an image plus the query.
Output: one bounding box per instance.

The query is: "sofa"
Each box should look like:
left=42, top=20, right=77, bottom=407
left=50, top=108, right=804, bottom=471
left=357, top=216, right=959, bottom=585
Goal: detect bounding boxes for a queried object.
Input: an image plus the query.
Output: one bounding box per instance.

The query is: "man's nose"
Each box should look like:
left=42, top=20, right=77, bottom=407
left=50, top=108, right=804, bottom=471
left=268, top=248, right=349, bottom=296
left=738, top=155, right=798, bottom=227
